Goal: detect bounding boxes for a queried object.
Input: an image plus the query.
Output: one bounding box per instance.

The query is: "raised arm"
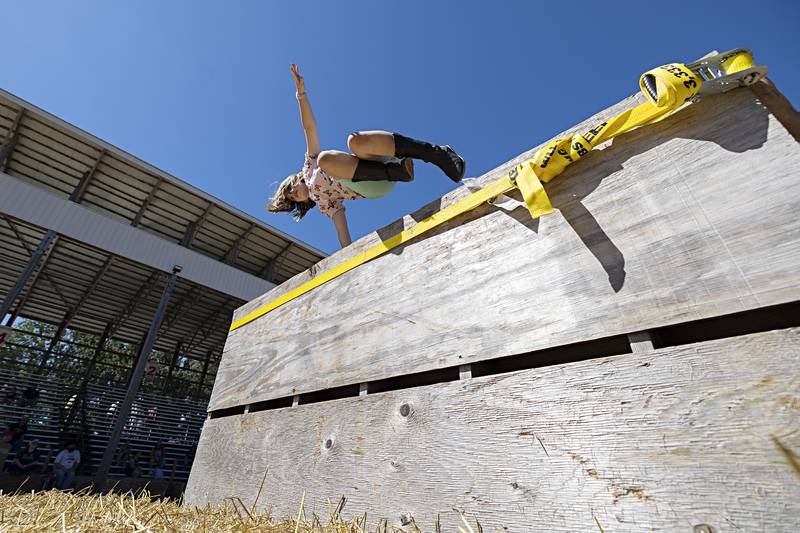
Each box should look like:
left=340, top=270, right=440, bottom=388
left=291, top=64, right=320, bottom=157
left=332, top=209, right=352, bottom=248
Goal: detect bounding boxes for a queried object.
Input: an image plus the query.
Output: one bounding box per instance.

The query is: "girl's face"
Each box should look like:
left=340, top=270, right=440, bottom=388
left=287, top=180, right=310, bottom=202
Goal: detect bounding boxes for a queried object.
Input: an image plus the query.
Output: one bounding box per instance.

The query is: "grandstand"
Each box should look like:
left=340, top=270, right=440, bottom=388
left=0, top=87, right=324, bottom=489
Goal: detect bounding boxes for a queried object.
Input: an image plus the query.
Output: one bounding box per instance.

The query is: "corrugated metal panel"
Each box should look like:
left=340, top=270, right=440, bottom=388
left=1, top=172, right=274, bottom=301
left=0, top=89, right=326, bottom=285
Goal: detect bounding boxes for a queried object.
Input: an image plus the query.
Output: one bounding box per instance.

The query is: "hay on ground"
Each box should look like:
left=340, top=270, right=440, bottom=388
left=0, top=488, right=485, bottom=532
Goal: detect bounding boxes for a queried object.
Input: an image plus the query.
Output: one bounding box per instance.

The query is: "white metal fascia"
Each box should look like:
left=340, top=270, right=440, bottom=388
left=0, top=172, right=275, bottom=301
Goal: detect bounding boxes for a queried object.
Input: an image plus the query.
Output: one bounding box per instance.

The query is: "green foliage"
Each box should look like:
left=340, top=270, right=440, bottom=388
left=0, top=318, right=209, bottom=400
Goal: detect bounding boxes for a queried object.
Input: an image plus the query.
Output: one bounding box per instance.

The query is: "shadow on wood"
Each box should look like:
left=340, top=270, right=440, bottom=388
left=376, top=91, right=769, bottom=295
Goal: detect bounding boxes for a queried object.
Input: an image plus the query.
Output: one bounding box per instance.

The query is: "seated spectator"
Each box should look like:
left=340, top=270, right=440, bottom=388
left=0, top=429, right=13, bottom=472
left=9, top=417, right=28, bottom=456
left=125, top=450, right=141, bottom=478
left=116, top=442, right=131, bottom=466
left=10, top=440, right=41, bottom=475
left=149, top=442, right=166, bottom=480
left=117, top=442, right=141, bottom=477
left=51, top=441, right=80, bottom=490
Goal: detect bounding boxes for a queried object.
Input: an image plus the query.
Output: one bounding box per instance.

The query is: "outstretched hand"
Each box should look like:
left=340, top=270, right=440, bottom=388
left=291, top=64, right=305, bottom=93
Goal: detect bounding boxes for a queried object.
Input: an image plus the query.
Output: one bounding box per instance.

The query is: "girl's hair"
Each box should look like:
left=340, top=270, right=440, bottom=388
left=267, top=172, right=316, bottom=221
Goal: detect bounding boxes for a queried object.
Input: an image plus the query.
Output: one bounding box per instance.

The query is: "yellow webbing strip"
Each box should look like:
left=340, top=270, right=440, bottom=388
left=231, top=54, right=755, bottom=332
left=232, top=175, right=524, bottom=330
left=720, top=49, right=756, bottom=75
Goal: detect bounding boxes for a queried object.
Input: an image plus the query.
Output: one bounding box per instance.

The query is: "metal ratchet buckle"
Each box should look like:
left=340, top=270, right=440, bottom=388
left=687, top=48, right=768, bottom=101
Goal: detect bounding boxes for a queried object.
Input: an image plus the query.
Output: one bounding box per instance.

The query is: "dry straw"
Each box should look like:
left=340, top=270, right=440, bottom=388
left=0, top=488, right=487, bottom=533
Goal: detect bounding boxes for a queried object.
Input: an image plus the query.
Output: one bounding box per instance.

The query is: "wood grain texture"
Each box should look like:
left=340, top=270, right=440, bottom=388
left=210, top=87, right=800, bottom=410
left=187, top=328, right=800, bottom=531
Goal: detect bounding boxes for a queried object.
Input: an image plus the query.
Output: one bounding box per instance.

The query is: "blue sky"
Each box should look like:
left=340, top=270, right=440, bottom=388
left=3, top=0, right=798, bottom=254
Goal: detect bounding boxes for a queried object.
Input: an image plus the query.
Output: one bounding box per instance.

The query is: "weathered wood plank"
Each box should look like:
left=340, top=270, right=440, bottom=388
left=187, top=328, right=800, bottom=531
left=210, top=87, right=800, bottom=410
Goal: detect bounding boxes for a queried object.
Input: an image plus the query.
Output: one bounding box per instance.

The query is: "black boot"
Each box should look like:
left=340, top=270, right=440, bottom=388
left=393, top=133, right=466, bottom=183
left=351, top=157, right=414, bottom=182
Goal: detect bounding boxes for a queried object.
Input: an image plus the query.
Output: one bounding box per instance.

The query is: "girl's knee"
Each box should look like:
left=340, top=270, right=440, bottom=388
left=318, top=150, right=353, bottom=178
left=348, top=131, right=393, bottom=159
left=317, top=150, right=337, bottom=172
left=347, top=132, right=368, bottom=155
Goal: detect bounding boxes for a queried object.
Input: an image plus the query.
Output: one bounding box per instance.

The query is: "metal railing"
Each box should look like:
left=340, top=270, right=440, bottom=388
left=0, top=368, right=206, bottom=481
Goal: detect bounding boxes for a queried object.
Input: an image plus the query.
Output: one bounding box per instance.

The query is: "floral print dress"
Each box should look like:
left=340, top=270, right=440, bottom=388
left=302, top=153, right=363, bottom=218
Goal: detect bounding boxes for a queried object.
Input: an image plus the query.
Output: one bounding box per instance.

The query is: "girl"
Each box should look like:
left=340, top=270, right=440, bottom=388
left=268, top=64, right=466, bottom=248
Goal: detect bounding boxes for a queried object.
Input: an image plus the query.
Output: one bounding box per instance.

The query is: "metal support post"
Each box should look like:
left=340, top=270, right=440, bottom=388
left=38, top=317, right=69, bottom=368
left=193, top=350, right=213, bottom=400
left=131, top=180, right=162, bottom=227
left=0, top=139, right=16, bottom=165
left=80, top=323, right=112, bottom=385
left=124, top=335, right=148, bottom=384
left=180, top=203, right=212, bottom=248
left=260, top=241, right=293, bottom=282
left=64, top=323, right=112, bottom=430
left=95, top=265, right=182, bottom=479
left=0, top=229, right=58, bottom=319
left=161, top=342, right=183, bottom=393
left=69, top=149, right=104, bottom=203
left=223, top=223, right=254, bottom=265
left=0, top=108, right=24, bottom=172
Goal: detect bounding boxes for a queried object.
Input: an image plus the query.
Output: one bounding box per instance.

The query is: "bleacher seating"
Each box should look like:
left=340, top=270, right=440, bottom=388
left=0, top=368, right=206, bottom=482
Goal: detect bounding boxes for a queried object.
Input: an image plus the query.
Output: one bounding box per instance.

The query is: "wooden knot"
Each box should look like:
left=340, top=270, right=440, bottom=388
left=399, top=403, right=411, bottom=417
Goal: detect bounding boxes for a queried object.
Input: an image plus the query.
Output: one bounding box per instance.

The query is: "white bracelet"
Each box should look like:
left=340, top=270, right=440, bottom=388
left=296, top=91, right=307, bottom=100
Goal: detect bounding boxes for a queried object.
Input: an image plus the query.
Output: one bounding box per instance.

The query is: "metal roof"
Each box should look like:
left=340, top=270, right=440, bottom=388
left=0, top=88, right=325, bottom=285
left=0, top=88, right=325, bottom=399
left=0, top=216, right=230, bottom=356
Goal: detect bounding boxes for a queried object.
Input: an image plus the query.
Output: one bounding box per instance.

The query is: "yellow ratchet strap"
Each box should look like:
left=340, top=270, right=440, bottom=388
left=231, top=52, right=757, bottom=332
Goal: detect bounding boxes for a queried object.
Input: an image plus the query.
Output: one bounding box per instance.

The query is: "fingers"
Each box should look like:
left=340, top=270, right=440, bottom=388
left=291, top=64, right=305, bottom=92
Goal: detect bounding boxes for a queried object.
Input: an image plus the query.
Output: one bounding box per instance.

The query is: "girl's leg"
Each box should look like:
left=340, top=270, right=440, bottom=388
left=392, top=133, right=466, bottom=183
left=317, top=130, right=398, bottom=179
left=350, top=131, right=466, bottom=183
left=54, top=469, right=65, bottom=489
left=347, top=131, right=396, bottom=160
left=318, top=150, right=413, bottom=183
left=317, top=150, right=359, bottom=180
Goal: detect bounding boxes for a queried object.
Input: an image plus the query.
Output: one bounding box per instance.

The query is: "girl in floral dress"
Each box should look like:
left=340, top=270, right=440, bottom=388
left=268, top=64, right=466, bottom=248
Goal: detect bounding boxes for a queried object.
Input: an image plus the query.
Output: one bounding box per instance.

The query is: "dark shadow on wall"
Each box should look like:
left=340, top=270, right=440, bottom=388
left=373, top=88, right=770, bottom=293
left=546, top=89, right=769, bottom=292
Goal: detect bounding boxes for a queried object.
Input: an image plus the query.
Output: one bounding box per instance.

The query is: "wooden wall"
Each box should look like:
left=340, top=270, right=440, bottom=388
left=187, top=329, right=800, bottom=531
left=186, top=82, right=800, bottom=530
left=209, top=86, right=800, bottom=411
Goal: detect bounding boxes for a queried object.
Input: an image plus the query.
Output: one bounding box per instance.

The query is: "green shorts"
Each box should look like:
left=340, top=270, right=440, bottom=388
left=338, top=156, right=398, bottom=199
